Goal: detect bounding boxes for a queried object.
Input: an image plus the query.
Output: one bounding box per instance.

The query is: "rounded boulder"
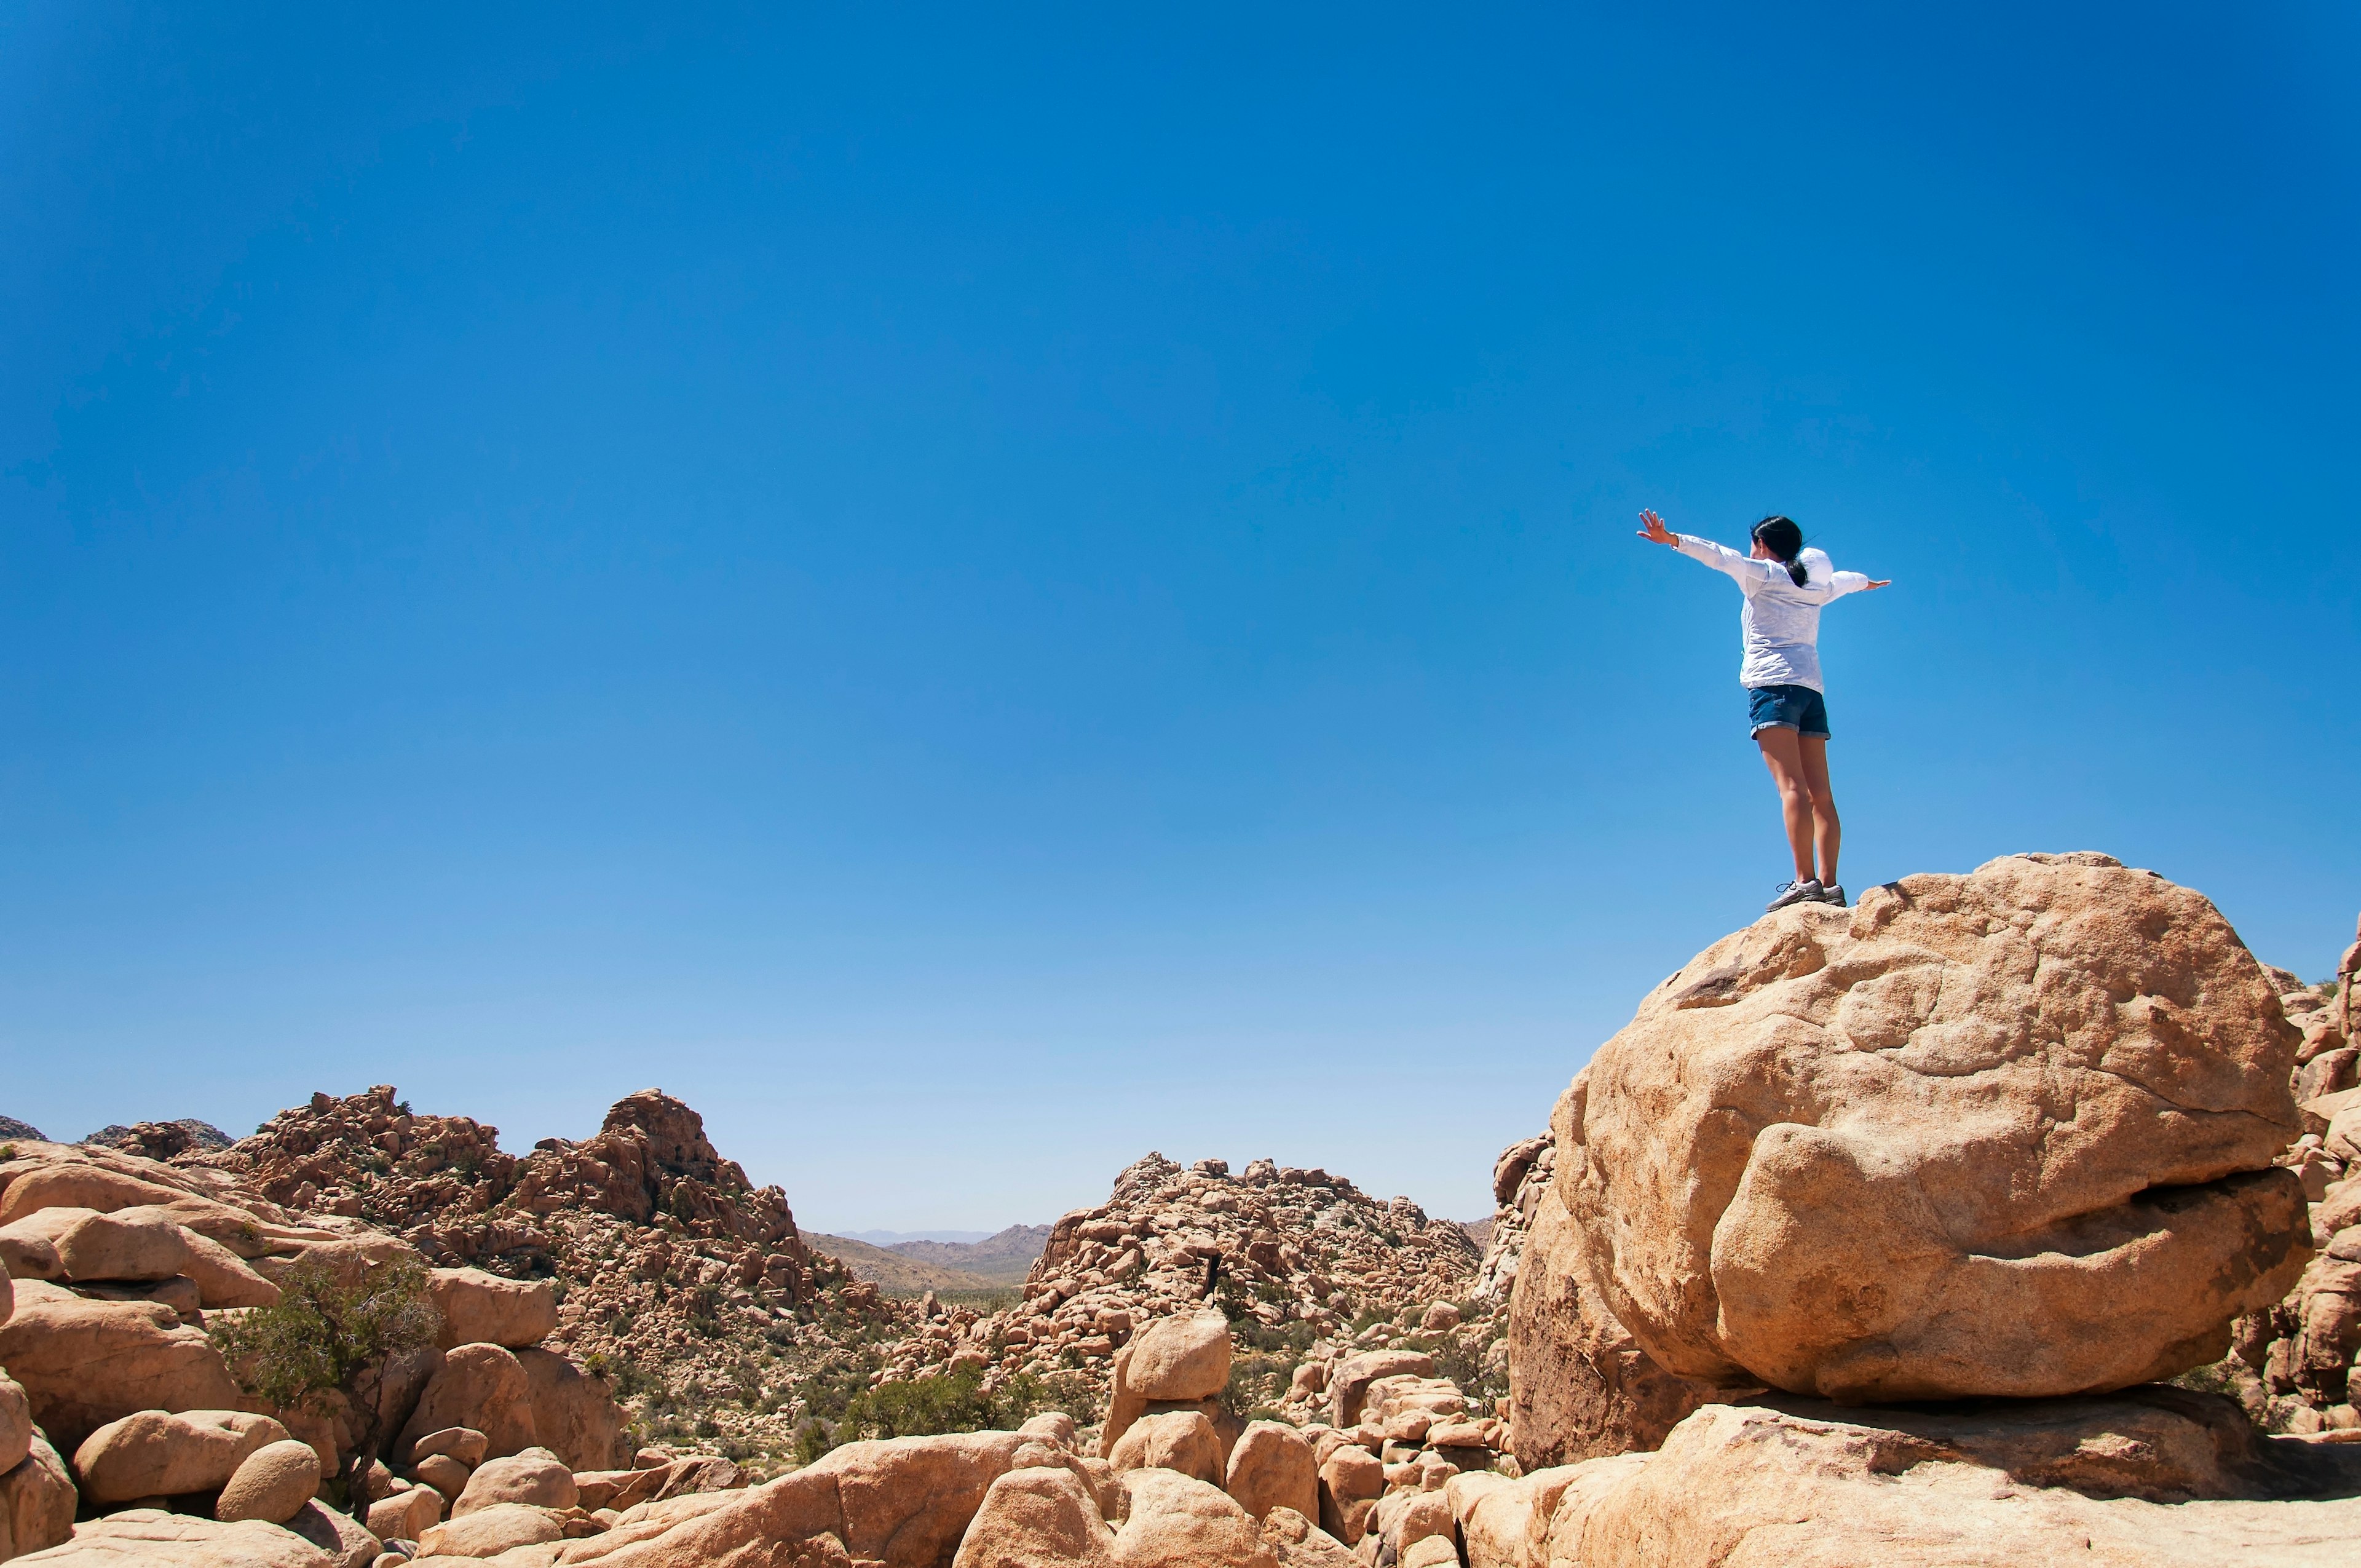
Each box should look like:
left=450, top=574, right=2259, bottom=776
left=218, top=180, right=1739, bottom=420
left=1559, top=853, right=2315, bottom=1403
left=216, top=1438, right=324, bottom=1525
left=1106, top=1409, right=1222, bottom=1484
left=1224, top=1420, right=1317, bottom=1521
left=1124, top=1310, right=1232, bottom=1401
left=451, top=1446, right=577, bottom=1517
left=72, top=1408, right=292, bottom=1503
left=426, top=1267, right=559, bottom=1351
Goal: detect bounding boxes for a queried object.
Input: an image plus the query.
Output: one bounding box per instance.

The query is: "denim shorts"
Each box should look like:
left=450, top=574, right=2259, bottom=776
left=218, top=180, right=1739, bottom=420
left=1748, top=684, right=1829, bottom=739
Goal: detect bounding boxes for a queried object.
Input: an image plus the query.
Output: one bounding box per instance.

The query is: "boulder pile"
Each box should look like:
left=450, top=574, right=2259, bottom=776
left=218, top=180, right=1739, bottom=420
left=0, top=1127, right=755, bottom=1565
left=874, top=1151, right=1484, bottom=1410
left=181, top=1087, right=922, bottom=1467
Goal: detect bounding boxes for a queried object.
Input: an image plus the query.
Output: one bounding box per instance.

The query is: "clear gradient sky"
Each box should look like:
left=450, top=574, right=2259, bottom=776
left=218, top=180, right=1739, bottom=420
left=5, top=4, right=2355, bottom=1230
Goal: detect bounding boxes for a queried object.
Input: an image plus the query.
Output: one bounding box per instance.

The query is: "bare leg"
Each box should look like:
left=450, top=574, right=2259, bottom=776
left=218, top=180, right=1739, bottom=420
left=1797, top=735, right=1840, bottom=885
left=1755, top=729, right=1816, bottom=881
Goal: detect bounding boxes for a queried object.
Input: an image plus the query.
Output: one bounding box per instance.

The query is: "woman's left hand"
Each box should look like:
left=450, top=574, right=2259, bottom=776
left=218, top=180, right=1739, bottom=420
left=1864, top=579, right=1892, bottom=590
left=1636, top=509, right=1679, bottom=545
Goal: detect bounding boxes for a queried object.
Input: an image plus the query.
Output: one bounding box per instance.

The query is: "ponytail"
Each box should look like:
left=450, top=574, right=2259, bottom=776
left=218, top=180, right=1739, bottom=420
left=1751, top=515, right=1808, bottom=585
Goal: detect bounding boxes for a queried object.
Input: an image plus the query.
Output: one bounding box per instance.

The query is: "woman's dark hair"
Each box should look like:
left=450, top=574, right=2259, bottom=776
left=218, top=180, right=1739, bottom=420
left=1750, top=515, right=1808, bottom=585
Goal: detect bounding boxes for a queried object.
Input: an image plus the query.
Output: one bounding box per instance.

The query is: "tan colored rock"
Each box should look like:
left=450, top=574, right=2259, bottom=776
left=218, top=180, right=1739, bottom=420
left=1378, top=1489, right=1452, bottom=1558
left=49, top=1209, right=195, bottom=1284
left=1399, top=1537, right=1458, bottom=1568
left=515, top=1349, right=623, bottom=1472
left=1256, top=1507, right=1356, bottom=1568
left=428, top=1269, right=559, bottom=1352
left=1224, top=1421, right=1316, bottom=1521
left=1106, top=1411, right=1220, bottom=1484
left=280, top=1502, right=379, bottom=1568
left=554, top=1430, right=1031, bottom=1566
left=1111, top=1467, right=1277, bottom=1568
left=454, top=1448, right=578, bottom=1517
left=398, top=1344, right=537, bottom=1460
left=413, top=1452, right=470, bottom=1498
left=0, top=1167, right=192, bottom=1227
left=1506, top=1174, right=1720, bottom=1467
left=1315, top=1446, right=1383, bottom=1543
left=12, top=1508, right=334, bottom=1566
left=418, top=1500, right=564, bottom=1558
left=217, top=1439, right=326, bottom=1526
left=0, top=1435, right=76, bottom=1561
left=1124, top=1312, right=1231, bottom=1401
left=167, top=1224, right=282, bottom=1310
left=0, top=1229, right=60, bottom=1282
left=409, top=1427, right=489, bottom=1468
left=1014, top=1411, right=1077, bottom=1449
left=951, top=1465, right=1115, bottom=1568
left=0, top=1372, right=29, bottom=1474
left=1540, top=1391, right=2361, bottom=1567
left=370, top=1484, right=445, bottom=1542
left=0, top=1280, right=243, bottom=1453
left=1329, top=1351, right=1434, bottom=1428
left=1561, top=855, right=2312, bottom=1403
left=73, top=1409, right=293, bottom=1503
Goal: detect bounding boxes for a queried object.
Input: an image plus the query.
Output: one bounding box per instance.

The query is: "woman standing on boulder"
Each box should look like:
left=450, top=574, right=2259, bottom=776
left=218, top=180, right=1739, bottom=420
left=1637, top=509, right=1889, bottom=911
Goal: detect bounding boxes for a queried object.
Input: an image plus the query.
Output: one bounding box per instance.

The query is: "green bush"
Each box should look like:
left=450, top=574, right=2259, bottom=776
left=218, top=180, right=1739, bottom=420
left=210, top=1254, right=440, bottom=1490
left=797, top=1367, right=1094, bottom=1461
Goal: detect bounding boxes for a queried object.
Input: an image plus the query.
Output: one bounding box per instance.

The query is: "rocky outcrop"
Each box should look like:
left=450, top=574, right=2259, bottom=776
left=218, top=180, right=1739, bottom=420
left=181, top=1086, right=908, bottom=1468
left=876, top=1153, right=1482, bottom=1410
left=1520, top=1390, right=2361, bottom=1567
left=1554, top=853, right=2309, bottom=1403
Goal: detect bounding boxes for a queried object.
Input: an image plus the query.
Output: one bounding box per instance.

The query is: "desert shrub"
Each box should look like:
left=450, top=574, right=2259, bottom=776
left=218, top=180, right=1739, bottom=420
left=211, top=1254, right=440, bottom=1491
left=797, top=1367, right=1090, bottom=1460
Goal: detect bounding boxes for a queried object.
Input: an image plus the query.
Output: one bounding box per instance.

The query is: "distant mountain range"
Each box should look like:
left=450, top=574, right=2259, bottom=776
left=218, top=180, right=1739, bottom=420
left=833, top=1228, right=994, bottom=1245
left=805, top=1222, right=1054, bottom=1292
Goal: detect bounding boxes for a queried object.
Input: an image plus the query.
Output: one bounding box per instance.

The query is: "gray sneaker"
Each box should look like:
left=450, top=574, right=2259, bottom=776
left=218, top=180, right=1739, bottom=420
left=1817, top=883, right=1848, bottom=908
left=1766, top=877, right=1824, bottom=912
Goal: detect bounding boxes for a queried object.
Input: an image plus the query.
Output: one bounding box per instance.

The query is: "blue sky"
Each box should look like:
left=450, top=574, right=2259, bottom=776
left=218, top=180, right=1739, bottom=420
left=5, top=3, right=2355, bottom=1230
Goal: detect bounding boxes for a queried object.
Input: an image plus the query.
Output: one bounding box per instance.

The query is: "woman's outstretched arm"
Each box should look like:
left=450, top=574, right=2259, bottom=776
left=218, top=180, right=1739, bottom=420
left=1637, top=509, right=1773, bottom=584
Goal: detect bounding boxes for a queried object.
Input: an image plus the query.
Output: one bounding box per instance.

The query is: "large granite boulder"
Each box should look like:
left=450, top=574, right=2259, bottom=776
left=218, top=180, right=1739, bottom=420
left=1533, top=1390, right=2361, bottom=1567
left=1557, top=853, right=2311, bottom=1402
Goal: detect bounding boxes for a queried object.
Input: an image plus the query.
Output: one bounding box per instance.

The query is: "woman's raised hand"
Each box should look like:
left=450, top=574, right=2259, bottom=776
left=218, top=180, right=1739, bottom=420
left=1865, top=579, right=1893, bottom=590
left=1636, top=509, right=1679, bottom=545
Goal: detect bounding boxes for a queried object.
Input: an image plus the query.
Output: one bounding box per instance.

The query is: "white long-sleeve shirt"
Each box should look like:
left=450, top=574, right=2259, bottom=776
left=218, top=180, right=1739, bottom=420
left=1674, top=534, right=1871, bottom=692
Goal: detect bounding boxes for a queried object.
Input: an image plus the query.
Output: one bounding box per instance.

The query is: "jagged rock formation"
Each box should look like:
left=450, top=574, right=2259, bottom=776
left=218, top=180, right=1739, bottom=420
left=182, top=1086, right=918, bottom=1469
left=873, top=1152, right=1484, bottom=1413
left=77, top=1120, right=232, bottom=1160
left=2220, top=914, right=2361, bottom=1437
left=0, top=1120, right=45, bottom=1144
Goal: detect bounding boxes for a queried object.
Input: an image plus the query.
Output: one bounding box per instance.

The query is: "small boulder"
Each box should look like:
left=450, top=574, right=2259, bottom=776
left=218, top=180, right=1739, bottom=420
left=0, top=1434, right=76, bottom=1559
left=167, top=1223, right=282, bottom=1310
left=417, top=1499, right=564, bottom=1558
left=407, top=1427, right=489, bottom=1467
left=216, top=1438, right=325, bottom=1526
left=1419, top=1302, right=1462, bottom=1332
left=411, top=1452, right=470, bottom=1498
left=0, top=1229, right=61, bottom=1281
left=1328, top=1351, right=1436, bottom=1429
left=0, top=1372, right=30, bottom=1473
left=368, top=1483, right=444, bottom=1543
left=1126, top=1311, right=1233, bottom=1400
left=951, top=1465, right=1115, bottom=1567
left=426, top=1268, right=559, bottom=1351
left=452, top=1446, right=578, bottom=1516
left=1224, top=1421, right=1318, bottom=1521
left=47, top=1208, right=195, bottom=1284
left=73, top=1408, right=293, bottom=1503
left=283, top=1500, right=381, bottom=1568
left=1316, top=1445, right=1383, bottom=1545
left=1113, top=1467, right=1279, bottom=1567
left=1399, top=1535, right=1460, bottom=1567
left=1106, top=1410, right=1222, bottom=1484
